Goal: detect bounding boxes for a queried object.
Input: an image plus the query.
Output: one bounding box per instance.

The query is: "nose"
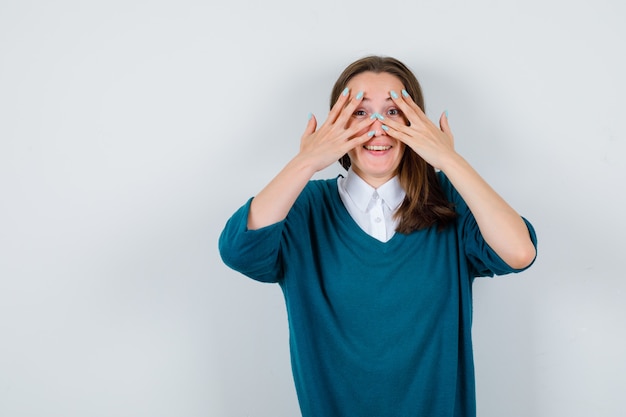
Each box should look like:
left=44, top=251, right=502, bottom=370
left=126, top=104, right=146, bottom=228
left=370, top=113, right=387, bottom=136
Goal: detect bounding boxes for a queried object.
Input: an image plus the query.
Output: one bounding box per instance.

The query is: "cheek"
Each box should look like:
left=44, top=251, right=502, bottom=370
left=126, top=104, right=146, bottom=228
left=394, top=143, right=406, bottom=162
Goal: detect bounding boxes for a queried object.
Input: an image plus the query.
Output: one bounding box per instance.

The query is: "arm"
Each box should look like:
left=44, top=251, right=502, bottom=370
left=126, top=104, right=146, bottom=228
left=438, top=150, right=536, bottom=269
left=384, top=92, right=536, bottom=269
left=247, top=89, right=375, bottom=230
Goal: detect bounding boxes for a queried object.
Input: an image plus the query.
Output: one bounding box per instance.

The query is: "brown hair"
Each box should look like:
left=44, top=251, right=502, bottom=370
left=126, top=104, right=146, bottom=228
left=330, top=55, right=456, bottom=232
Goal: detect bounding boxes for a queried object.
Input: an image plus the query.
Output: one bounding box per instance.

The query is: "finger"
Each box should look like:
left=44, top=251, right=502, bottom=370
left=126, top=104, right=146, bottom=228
left=439, top=110, right=454, bottom=146
left=335, top=89, right=365, bottom=127
left=326, top=87, right=352, bottom=125
left=302, top=113, right=318, bottom=136
left=342, top=116, right=375, bottom=141
left=378, top=116, right=414, bottom=141
left=340, top=127, right=376, bottom=153
left=390, top=89, right=428, bottom=124
left=380, top=123, right=414, bottom=147
left=439, top=110, right=451, bottom=134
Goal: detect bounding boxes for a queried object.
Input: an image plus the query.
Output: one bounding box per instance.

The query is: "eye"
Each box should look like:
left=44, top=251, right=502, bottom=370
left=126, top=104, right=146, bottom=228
left=387, top=108, right=401, bottom=117
left=353, top=109, right=367, bottom=118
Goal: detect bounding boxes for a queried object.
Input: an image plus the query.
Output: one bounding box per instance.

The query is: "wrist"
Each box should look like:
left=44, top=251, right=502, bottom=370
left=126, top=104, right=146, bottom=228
left=289, top=153, right=320, bottom=178
left=436, top=151, right=466, bottom=175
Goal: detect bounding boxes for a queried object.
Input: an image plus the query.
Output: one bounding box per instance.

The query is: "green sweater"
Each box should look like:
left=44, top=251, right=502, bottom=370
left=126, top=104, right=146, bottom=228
left=219, top=173, right=537, bottom=417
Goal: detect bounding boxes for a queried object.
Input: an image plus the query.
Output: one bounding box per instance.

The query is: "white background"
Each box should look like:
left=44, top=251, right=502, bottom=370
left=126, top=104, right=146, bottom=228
left=1, top=0, right=624, bottom=416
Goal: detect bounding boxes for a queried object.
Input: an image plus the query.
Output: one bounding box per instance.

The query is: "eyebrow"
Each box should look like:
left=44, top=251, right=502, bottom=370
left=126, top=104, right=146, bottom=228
left=361, top=97, right=393, bottom=102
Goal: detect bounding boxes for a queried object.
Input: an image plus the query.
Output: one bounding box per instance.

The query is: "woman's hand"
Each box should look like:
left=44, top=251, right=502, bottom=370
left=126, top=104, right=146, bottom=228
left=383, top=90, right=535, bottom=269
left=297, top=88, right=375, bottom=173
left=247, top=88, right=373, bottom=230
left=382, top=89, right=455, bottom=171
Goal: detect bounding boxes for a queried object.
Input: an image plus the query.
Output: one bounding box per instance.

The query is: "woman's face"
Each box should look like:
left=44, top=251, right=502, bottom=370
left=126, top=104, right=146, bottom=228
left=345, top=71, right=406, bottom=188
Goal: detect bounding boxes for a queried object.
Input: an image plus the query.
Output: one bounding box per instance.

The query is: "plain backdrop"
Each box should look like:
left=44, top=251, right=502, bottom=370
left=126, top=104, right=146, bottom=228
left=1, top=0, right=624, bottom=416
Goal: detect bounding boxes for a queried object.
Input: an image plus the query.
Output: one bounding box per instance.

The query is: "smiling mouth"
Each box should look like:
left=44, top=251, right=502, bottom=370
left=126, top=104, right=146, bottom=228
left=364, top=145, right=391, bottom=151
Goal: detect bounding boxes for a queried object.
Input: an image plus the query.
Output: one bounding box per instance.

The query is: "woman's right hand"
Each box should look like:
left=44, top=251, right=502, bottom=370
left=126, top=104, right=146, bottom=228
left=297, top=88, right=375, bottom=172
left=247, top=88, right=374, bottom=230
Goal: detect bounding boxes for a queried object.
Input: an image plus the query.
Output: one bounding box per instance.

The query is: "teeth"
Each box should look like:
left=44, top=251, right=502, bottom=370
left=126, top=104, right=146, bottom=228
left=365, top=145, right=391, bottom=151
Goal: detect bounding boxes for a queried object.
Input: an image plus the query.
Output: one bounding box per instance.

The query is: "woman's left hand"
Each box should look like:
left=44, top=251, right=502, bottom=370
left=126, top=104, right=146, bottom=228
left=383, top=90, right=456, bottom=171
left=384, top=90, right=536, bottom=269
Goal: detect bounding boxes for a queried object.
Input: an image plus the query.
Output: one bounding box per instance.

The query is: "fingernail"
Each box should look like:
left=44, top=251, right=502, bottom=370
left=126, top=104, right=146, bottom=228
left=307, top=112, right=313, bottom=120
left=356, top=91, right=364, bottom=100
left=390, top=90, right=398, bottom=99
left=445, top=110, right=449, bottom=118
left=342, top=87, right=349, bottom=96
left=368, top=130, right=376, bottom=137
left=381, top=125, right=389, bottom=132
left=369, top=112, right=384, bottom=121
left=402, top=89, right=410, bottom=98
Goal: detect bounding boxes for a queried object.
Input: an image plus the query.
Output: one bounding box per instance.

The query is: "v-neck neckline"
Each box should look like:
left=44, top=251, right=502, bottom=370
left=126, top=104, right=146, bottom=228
left=328, top=177, right=408, bottom=252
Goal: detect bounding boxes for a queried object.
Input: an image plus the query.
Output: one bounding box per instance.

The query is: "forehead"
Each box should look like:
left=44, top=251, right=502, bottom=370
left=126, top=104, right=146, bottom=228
left=346, top=71, right=404, bottom=93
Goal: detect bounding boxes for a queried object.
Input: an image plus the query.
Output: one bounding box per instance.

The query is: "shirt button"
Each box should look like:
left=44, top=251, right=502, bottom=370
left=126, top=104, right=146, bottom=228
left=375, top=217, right=382, bottom=223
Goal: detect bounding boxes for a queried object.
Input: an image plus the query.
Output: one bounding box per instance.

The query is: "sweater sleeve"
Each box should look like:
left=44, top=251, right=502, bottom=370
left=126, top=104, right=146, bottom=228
left=438, top=172, right=538, bottom=278
left=218, top=197, right=286, bottom=283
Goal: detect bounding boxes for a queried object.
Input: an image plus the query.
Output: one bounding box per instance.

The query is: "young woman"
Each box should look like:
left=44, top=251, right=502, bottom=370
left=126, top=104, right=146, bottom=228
left=219, top=56, right=537, bottom=417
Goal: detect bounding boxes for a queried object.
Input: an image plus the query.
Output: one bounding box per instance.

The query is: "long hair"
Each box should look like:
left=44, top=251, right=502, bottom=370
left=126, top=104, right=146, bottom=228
left=330, top=56, right=456, bottom=232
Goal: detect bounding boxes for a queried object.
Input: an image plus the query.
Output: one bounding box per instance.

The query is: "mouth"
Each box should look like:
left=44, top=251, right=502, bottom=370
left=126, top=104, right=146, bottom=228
left=364, top=145, right=392, bottom=151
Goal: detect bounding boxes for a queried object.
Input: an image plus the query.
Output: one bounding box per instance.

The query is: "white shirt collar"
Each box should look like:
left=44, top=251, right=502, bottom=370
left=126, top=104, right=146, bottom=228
left=342, top=167, right=405, bottom=212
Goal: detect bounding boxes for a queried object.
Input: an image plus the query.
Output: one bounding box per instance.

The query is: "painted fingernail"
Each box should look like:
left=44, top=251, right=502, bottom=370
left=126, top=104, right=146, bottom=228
left=356, top=91, right=364, bottom=100
left=368, top=130, right=376, bottom=137
left=390, top=90, right=398, bottom=99
left=445, top=110, right=449, bottom=118
left=402, top=89, right=410, bottom=98
left=370, top=113, right=378, bottom=120
left=342, top=87, right=350, bottom=96
left=307, top=112, right=313, bottom=120
left=376, top=113, right=385, bottom=121
left=381, top=125, right=389, bottom=132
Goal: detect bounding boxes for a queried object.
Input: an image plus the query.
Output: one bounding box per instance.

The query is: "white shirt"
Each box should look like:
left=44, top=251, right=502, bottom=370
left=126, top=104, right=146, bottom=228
left=337, top=168, right=406, bottom=242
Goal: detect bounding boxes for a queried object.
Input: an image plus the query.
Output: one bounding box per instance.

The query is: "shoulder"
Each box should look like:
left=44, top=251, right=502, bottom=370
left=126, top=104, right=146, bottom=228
left=435, top=171, right=454, bottom=203
left=435, top=171, right=471, bottom=219
left=289, top=176, right=341, bottom=216
left=298, top=177, right=340, bottom=201
left=436, top=170, right=452, bottom=195
left=436, top=171, right=463, bottom=205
